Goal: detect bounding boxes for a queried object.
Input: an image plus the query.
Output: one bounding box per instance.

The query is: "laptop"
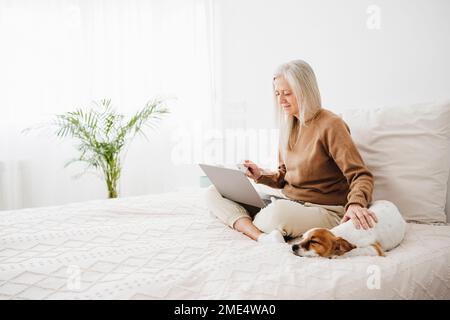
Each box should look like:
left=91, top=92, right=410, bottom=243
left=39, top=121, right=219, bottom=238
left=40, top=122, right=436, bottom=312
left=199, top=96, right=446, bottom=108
left=199, top=163, right=275, bottom=216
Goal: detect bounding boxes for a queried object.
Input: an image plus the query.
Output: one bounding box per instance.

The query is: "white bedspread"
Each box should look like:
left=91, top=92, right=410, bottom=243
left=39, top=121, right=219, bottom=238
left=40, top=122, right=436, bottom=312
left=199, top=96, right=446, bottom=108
left=0, top=190, right=449, bottom=300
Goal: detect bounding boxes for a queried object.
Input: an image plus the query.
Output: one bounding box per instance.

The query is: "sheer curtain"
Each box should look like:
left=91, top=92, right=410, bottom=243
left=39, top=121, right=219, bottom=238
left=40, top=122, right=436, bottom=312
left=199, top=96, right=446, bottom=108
left=0, top=0, right=218, bottom=209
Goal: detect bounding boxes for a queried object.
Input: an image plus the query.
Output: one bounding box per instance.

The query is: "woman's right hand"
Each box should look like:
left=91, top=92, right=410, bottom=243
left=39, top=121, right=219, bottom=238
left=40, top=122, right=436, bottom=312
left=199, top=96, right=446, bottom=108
left=243, top=160, right=262, bottom=180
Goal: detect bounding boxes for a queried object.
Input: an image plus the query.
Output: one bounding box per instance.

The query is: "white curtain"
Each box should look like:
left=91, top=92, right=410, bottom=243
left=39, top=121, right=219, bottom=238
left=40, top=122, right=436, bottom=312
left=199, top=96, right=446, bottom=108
left=0, top=0, right=218, bottom=209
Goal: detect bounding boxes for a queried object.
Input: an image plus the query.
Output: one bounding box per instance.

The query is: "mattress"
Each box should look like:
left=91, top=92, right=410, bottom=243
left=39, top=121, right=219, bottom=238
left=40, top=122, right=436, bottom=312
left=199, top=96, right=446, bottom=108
left=0, top=190, right=449, bottom=300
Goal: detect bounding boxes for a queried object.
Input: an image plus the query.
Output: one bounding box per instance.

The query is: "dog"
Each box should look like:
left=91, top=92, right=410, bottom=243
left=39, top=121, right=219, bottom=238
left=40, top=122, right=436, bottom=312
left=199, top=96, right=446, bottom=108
left=291, top=200, right=406, bottom=258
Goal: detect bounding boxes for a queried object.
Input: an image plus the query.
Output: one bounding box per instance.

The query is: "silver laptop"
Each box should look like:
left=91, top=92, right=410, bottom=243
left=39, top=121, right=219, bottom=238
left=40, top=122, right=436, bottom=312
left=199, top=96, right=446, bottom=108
left=199, top=163, right=274, bottom=215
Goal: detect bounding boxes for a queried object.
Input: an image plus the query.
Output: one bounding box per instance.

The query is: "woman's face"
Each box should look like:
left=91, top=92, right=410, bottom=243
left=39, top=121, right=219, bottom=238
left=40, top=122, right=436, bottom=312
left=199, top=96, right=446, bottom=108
left=274, top=76, right=300, bottom=117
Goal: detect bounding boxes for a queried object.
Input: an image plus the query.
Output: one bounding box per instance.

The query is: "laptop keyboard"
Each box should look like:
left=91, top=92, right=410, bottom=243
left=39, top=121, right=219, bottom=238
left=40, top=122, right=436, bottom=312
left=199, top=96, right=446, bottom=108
left=260, top=194, right=305, bottom=206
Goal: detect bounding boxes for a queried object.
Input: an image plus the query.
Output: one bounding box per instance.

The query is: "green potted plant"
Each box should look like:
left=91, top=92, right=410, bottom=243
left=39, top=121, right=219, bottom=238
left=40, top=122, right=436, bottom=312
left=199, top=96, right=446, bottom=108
left=45, top=98, right=169, bottom=198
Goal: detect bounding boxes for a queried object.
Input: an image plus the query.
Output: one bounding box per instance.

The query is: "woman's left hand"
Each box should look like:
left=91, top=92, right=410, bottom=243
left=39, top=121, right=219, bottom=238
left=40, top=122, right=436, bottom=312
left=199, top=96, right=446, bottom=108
left=340, top=204, right=378, bottom=230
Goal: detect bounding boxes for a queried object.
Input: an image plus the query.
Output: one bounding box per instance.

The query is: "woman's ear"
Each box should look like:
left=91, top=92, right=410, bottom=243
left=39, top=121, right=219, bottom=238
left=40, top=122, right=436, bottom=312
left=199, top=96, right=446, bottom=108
left=333, top=237, right=356, bottom=256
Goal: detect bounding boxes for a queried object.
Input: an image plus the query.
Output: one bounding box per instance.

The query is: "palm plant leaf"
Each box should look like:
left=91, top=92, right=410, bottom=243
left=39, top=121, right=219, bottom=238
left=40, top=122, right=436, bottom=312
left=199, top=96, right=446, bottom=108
left=39, top=98, right=169, bottom=198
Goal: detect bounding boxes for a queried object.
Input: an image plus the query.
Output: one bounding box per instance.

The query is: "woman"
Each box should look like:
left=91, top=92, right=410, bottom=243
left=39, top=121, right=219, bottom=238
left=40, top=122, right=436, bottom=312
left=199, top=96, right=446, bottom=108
left=205, top=59, right=377, bottom=244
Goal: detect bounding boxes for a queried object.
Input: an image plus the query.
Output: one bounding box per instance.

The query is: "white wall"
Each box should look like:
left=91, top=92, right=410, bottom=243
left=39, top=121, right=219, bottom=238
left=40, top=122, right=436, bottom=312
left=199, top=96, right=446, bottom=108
left=2, top=0, right=449, bottom=210
left=214, top=0, right=450, bottom=130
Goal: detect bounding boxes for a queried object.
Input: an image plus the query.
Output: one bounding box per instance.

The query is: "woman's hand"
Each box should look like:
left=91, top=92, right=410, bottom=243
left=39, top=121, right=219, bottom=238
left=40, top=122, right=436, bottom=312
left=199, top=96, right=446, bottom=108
left=340, top=204, right=378, bottom=230
left=243, top=159, right=262, bottom=180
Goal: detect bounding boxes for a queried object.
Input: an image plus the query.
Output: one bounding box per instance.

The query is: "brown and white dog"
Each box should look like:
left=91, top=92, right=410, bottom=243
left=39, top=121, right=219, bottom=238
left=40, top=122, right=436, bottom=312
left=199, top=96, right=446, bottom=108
left=291, top=200, right=407, bottom=258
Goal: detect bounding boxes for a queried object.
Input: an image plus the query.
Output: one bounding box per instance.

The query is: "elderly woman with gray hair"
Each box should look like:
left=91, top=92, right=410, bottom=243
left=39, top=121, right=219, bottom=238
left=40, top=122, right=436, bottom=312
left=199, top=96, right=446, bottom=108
left=205, top=60, right=376, bottom=244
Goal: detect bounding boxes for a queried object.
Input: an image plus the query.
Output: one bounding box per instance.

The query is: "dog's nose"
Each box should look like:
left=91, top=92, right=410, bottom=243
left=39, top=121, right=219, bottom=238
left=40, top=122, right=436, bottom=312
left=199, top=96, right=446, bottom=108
left=292, top=244, right=299, bottom=251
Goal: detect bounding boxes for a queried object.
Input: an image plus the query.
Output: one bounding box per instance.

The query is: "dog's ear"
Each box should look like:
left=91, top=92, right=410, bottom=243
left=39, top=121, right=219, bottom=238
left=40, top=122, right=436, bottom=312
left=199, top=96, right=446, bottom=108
left=333, top=237, right=356, bottom=256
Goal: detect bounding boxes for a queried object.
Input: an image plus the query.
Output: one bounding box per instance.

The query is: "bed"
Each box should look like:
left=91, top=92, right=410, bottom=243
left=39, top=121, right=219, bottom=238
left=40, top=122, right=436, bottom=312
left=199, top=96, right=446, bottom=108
left=0, top=189, right=449, bottom=300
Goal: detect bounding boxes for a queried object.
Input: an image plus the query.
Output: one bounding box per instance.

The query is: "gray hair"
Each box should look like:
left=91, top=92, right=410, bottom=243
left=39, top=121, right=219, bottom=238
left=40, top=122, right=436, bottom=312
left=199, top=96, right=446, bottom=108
left=273, top=59, right=322, bottom=161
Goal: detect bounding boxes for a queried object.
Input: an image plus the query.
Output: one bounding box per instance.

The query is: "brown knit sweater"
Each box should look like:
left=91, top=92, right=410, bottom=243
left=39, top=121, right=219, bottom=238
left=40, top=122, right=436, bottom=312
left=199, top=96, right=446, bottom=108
left=256, top=108, right=373, bottom=211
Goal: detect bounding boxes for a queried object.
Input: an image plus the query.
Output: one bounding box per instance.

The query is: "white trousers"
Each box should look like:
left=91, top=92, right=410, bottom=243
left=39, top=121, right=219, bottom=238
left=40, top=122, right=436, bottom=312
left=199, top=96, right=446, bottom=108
left=204, top=185, right=345, bottom=238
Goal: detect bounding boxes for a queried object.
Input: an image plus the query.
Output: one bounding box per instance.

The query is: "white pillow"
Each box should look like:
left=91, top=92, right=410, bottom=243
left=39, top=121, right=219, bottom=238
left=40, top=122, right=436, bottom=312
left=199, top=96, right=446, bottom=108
left=340, top=101, right=450, bottom=224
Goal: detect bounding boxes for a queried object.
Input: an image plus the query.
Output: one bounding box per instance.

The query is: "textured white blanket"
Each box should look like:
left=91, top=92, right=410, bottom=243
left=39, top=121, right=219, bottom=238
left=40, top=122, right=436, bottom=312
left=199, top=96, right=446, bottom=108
left=0, top=191, right=449, bottom=299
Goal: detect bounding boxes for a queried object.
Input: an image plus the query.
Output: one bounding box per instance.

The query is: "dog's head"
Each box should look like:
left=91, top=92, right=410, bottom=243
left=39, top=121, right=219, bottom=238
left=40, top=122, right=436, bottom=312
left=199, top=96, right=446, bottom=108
left=291, top=228, right=356, bottom=258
